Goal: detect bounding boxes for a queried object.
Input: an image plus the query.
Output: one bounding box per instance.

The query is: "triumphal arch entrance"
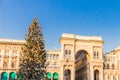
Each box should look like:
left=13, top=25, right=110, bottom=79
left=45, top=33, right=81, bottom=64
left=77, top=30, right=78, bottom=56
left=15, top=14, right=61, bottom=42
left=75, top=50, right=89, bottom=80
left=59, top=33, right=104, bottom=80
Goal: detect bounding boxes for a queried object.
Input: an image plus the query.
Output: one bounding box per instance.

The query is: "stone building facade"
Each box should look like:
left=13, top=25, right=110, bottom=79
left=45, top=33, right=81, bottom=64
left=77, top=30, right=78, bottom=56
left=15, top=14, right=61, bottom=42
left=0, top=39, right=25, bottom=80
left=0, top=33, right=120, bottom=80
left=103, top=46, right=120, bottom=80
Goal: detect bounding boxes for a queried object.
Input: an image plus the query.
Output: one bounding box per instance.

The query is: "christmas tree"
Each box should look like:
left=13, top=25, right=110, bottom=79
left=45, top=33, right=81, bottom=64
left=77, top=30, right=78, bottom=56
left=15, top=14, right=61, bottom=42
left=18, top=17, right=46, bottom=80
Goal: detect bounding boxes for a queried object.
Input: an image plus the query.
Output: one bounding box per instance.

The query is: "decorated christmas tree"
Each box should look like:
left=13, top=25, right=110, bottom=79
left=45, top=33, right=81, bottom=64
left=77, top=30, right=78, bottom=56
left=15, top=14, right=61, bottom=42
left=18, top=17, right=46, bottom=80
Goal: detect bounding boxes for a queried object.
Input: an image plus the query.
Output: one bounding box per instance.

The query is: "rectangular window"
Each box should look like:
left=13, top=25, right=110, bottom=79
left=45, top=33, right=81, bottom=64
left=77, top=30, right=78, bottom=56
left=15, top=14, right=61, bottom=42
left=5, top=50, right=9, bottom=56
left=13, top=50, right=17, bottom=57
left=93, top=52, right=96, bottom=59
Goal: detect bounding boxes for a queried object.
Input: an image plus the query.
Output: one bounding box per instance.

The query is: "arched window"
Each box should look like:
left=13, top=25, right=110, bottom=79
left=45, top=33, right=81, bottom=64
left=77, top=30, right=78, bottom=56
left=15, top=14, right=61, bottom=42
left=107, top=64, right=109, bottom=69
left=68, top=50, right=71, bottom=54
left=112, top=64, right=115, bottom=69
left=54, top=54, right=56, bottom=59
left=97, top=52, right=99, bottom=58
left=65, top=50, right=67, bottom=54
left=93, top=51, right=99, bottom=59
left=3, top=62, right=7, bottom=68
left=53, top=54, right=55, bottom=59
left=46, top=54, right=49, bottom=59
left=64, top=69, right=71, bottom=80
left=11, top=62, right=15, bottom=68
left=65, top=50, right=71, bottom=59
left=56, top=54, right=59, bottom=59
left=108, top=58, right=110, bottom=62
left=94, top=70, right=99, bottom=80
left=68, top=50, right=71, bottom=59
left=65, top=50, right=68, bottom=59
left=50, top=54, right=52, bottom=59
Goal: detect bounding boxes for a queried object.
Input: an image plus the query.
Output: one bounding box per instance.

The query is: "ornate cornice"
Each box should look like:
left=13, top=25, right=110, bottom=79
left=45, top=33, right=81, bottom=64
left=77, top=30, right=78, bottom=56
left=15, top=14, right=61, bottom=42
left=59, top=33, right=103, bottom=44
left=0, top=39, right=25, bottom=45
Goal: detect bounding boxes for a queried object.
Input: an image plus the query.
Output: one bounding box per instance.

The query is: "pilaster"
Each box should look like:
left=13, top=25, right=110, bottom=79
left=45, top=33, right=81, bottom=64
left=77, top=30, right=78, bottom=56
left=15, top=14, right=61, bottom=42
left=61, top=65, right=64, bottom=80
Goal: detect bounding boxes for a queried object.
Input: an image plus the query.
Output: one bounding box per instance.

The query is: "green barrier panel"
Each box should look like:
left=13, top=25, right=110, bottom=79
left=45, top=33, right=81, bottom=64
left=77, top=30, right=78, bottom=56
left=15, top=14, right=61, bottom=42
left=18, top=72, right=23, bottom=80
left=1, top=72, right=8, bottom=80
left=40, top=73, right=44, bottom=79
left=53, top=73, right=58, bottom=79
left=9, top=72, right=16, bottom=80
left=46, top=72, right=52, bottom=79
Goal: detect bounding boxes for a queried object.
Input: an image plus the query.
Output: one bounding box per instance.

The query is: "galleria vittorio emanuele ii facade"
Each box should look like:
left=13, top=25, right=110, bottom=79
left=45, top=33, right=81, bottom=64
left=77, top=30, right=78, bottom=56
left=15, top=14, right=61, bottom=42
left=0, top=33, right=120, bottom=80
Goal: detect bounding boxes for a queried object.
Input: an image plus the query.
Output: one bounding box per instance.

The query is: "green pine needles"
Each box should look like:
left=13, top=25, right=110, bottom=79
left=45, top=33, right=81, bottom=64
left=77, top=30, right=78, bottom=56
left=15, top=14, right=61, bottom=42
left=18, top=17, right=46, bottom=80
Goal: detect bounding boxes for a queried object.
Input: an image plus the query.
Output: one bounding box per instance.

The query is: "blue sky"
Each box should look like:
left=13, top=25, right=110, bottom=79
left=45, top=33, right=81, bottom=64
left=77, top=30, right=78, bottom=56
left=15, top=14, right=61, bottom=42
left=0, top=0, right=120, bottom=52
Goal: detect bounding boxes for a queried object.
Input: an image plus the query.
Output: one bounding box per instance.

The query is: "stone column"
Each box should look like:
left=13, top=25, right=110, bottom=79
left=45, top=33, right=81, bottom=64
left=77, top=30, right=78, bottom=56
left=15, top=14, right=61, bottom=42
left=108, top=74, right=110, bottom=80
left=110, top=74, right=112, bottom=80
left=8, top=50, right=12, bottom=69
left=100, top=68, right=103, bottom=80
left=61, top=44, right=64, bottom=60
left=16, top=56, right=19, bottom=69
left=1, top=49, right=5, bottom=69
left=104, top=74, right=108, bottom=80
left=71, top=65, right=75, bottom=80
left=73, top=38, right=76, bottom=61
left=90, top=64, right=93, bottom=80
left=16, top=50, right=19, bottom=70
left=87, top=63, right=90, bottom=80
left=61, top=65, right=64, bottom=80
left=91, top=46, right=94, bottom=61
left=115, top=74, right=118, bottom=80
